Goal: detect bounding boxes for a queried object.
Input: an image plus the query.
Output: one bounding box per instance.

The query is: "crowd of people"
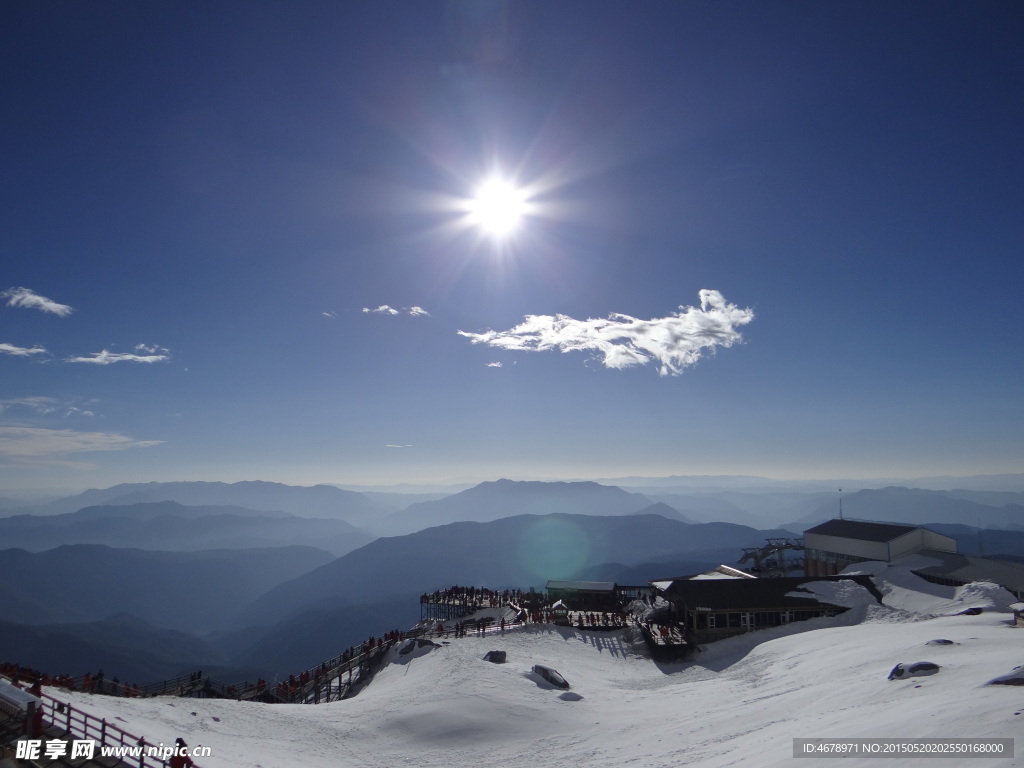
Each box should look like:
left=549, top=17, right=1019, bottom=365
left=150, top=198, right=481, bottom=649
left=572, top=611, right=630, bottom=628
left=0, top=662, right=140, bottom=698
left=435, top=616, right=503, bottom=638
left=420, top=586, right=534, bottom=609
left=79, top=671, right=141, bottom=697
left=0, top=661, right=48, bottom=696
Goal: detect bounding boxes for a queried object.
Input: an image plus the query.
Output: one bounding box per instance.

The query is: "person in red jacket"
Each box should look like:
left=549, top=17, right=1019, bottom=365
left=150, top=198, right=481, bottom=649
left=169, top=738, right=194, bottom=768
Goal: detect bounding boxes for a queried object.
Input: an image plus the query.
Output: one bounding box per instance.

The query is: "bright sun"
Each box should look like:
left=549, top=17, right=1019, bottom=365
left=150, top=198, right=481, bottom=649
left=468, top=179, right=527, bottom=237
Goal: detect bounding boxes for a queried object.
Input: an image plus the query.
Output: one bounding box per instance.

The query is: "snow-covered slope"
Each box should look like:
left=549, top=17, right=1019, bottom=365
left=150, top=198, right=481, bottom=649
left=46, top=566, right=1024, bottom=768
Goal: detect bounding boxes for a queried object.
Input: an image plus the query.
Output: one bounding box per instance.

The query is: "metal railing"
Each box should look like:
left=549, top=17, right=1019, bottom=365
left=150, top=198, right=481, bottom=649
left=39, top=691, right=205, bottom=768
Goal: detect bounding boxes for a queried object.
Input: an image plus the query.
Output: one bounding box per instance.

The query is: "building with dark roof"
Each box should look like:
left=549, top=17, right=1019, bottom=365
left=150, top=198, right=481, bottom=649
left=653, top=575, right=881, bottom=643
left=804, top=519, right=956, bottom=576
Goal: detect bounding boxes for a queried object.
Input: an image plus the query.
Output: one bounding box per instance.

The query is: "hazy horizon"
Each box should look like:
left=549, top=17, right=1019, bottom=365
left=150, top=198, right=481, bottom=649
left=4, top=470, right=1024, bottom=501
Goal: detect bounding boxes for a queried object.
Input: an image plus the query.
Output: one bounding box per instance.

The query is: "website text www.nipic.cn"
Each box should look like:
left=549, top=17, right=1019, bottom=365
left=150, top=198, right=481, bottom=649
left=16, top=739, right=212, bottom=761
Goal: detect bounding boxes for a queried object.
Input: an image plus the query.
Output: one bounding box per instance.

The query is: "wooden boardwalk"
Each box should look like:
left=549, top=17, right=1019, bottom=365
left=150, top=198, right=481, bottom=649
left=637, top=620, right=690, bottom=659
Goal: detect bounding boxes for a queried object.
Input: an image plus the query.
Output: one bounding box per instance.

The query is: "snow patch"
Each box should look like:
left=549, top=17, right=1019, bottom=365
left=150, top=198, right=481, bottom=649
left=843, top=560, right=1018, bottom=616
left=786, top=579, right=878, bottom=609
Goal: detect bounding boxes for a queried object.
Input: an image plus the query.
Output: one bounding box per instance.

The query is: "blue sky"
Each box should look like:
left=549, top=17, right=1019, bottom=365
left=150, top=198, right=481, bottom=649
left=2, top=1, right=1022, bottom=491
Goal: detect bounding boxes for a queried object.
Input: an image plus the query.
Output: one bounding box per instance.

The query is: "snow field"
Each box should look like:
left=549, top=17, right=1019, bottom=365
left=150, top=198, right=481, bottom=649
left=45, top=567, right=1024, bottom=768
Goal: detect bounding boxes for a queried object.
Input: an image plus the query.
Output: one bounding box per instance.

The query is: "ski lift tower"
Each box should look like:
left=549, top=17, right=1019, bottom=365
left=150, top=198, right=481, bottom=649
left=737, top=537, right=805, bottom=578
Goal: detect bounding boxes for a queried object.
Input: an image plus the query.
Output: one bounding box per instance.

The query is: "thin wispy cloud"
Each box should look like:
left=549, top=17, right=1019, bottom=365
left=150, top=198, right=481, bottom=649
left=385, top=444, right=413, bottom=448
left=322, top=311, right=337, bottom=319
left=66, top=344, right=170, bottom=365
left=0, top=397, right=59, bottom=415
left=0, top=397, right=96, bottom=417
left=458, top=290, right=754, bottom=376
left=2, top=287, right=73, bottom=317
left=0, top=427, right=162, bottom=459
left=0, top=342, right=47, bottom=357
left=486, top=362, right=503, bottom=368
left=363, top=305, right=431, bottom=317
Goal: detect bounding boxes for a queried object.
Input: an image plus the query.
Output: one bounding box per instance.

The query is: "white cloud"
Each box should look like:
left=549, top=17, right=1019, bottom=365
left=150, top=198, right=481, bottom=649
left=0, top=427, right=162, bottom=458
left=0, top=397, right=96, bottom=417
left=458, top=290, right=754, bottom=376
left=65, top=346, right=170, bottom=365
left=486, top=362, right=503, bottom=368
left=0, top=342, right=47, bottom=357
left=1, top=287, right=73, bottom=317
left=322, top=311, right=337, bottom=319
left=0, top=397, right=59, bottom=414
left=385, top=444, right=413, bottom=448
left=363, top=305, right=430, bottom=317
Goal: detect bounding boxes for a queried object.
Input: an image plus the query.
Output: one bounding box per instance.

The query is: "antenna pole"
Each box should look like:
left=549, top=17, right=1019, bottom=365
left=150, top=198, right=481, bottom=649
left=838, top=488, right=843, bottom=520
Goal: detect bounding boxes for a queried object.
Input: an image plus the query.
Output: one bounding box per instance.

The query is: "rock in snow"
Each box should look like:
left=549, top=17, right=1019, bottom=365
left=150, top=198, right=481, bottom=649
left=986, top=666, right=1024, bottom=686
left=887, top=661, right=941, bottom=680
left=532, top=664, right=570, bottom=689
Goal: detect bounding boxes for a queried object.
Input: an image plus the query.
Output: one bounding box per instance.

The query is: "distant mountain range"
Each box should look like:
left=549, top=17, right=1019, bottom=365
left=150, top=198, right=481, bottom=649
left=5, top=477, right=1023, bottom=534
left=4, top=475, right=1024, bottom=682
left=0, top=480, right=385, bottom=526
left=170, top=511, right=787, bottom=674
left=238, top=513, right=796, bottom=627
left=624, top=490, right=836, bottom=527
left=0, top=544, right=335, bottom=633
left=0, top=613, right=233, bottom=684
left=596, top=472, right=1024, bottom=493
left=0, top=501, right=375, bottom=556
left=376, top=479, right=657, bottom=535
left=225, top=599, right=415, bottom=675
left=0, top=510, right=794, bottom=679
left=629, top=501, right=695, bottom=523
left=787, top=486, right=1024, bottom=530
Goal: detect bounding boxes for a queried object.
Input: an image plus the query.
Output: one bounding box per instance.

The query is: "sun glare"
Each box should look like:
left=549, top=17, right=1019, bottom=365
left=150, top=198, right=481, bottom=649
left=468, top=179, right=527, bottom=237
